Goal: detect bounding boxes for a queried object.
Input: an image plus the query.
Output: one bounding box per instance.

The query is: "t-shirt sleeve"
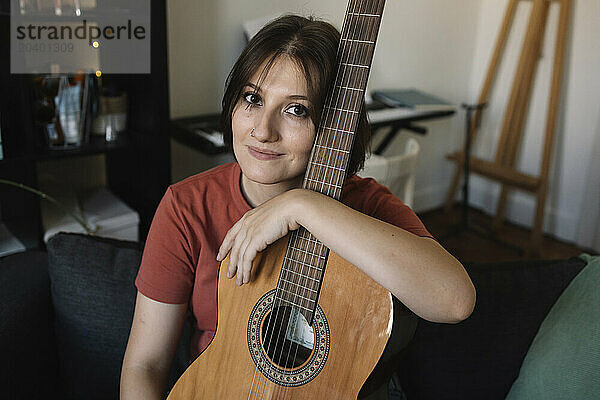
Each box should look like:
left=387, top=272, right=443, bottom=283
left=135, top=187, right=195, bottom=304
left=349, top=178, right=434, bottom=239
left=374, top=189, right=432, bottom=238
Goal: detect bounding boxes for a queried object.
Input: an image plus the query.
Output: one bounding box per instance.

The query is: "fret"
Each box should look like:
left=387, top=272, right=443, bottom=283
left=295, top=233, right=324, bottom=247
left=338, top=73, right=368, bottom=95
left=284, top=257, right=323, bottom=273
left=323, top=112, right=357, bottom=132
left=310, top=161, right=346, bottom=173
left=321, top=126, right=354, bottom=135
left=348, top=12, right=381, bottom=18
left=282, top=268, right=321, bottom=284
left=277, top=285, right=317, bottom=304
left=279, top=270, right=321, bottom=287
left=340, top=38, right=375, bottom=45
left=325, top=106, right=359, bottom=114
left=289, top=243, right=329, bottom=259
left=329, top=88, right=364, bottom=110
left=341, top=62, right=370, bottom=69
left=305, top=178, right=342, bottom=190
left=279, top=277, right=318, bottom=294
left=275, top=297, right=314, bottom=313
left=314, top=143, right=350, bottom=154
left=338, top=41, right=373, bottom=60
left=336, top=85, right=364, bottom=92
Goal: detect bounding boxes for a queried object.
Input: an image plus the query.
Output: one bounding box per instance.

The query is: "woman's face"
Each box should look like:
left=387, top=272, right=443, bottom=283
left=232, top=56, right=316, bottom=190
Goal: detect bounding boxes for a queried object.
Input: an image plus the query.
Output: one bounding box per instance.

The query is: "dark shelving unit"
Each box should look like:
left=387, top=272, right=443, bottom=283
left=0, top=0, right=171, bottom=249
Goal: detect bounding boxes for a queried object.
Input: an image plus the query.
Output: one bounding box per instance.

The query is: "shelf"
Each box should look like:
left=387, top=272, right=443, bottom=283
left=170, top=114, right=229, bottom=155
left=0, top=133, right=130, bottom=164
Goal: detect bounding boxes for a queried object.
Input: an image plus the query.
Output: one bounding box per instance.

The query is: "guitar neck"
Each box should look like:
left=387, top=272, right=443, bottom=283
left=276, top=0, right=386, bottom=324
left=303, top=0, right=386, bottom=200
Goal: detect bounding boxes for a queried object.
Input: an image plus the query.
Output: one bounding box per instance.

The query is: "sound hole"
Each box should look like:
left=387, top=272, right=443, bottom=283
left=261, top=306, right=314, bottom=369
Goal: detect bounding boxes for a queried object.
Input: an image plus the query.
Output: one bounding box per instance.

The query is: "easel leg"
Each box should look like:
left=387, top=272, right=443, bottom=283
left=492, top=186, right=510, bottom=232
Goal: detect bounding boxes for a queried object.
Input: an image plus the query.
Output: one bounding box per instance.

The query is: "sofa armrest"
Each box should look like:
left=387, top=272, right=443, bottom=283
left=0, top=250, right=59, bottom=398
left=397, top=256, right=586, bottom=400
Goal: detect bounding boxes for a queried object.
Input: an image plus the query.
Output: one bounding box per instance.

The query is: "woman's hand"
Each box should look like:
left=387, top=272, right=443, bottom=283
left=216, top=190, right=302, bottom=286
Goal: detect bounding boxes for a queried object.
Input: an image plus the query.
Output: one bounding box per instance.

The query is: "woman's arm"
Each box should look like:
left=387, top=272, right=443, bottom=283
left=217, top=188, right=476, bottom=324
left=121, top=292, right=188, bottom=400
left=292, top=189, right=475, bottom=323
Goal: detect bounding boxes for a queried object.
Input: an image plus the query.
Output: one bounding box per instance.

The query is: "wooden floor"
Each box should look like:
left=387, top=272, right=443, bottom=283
left=418, top=205, right=592, bottom=264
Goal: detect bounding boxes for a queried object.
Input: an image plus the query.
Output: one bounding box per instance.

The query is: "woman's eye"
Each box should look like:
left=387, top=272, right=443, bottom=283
left=286, top=104, right=308, bottom=118
left=243, top=92, right=262, bottom=106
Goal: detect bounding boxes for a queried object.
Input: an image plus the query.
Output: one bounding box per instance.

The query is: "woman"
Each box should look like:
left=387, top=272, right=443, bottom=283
left=121, top=15, right=475, bottom=399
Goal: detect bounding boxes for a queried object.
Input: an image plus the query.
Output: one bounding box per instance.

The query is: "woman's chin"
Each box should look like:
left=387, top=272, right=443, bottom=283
left=240, top=165, right=303, bottom=188
left=243, top=171, right=284, bottom=186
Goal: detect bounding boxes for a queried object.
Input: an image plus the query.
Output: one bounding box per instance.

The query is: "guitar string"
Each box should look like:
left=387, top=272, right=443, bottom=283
left=274, top=0, right=383, bottom=397
left=266, top=1, right=358, bottom=397
left=249, top=230, right=303, bottom=397
left=274, top=0, right=376, bottom=397
left=268, top=0, right=359, bottom=395
left=247, top=0, right=384, bottom=397
left=290, top=0, right=385, bottom=390
left=248, top=230, right=299, bottom=398
left=275, top=0, right=371, bottom=392
left=242, top=0, right=357, bottom=385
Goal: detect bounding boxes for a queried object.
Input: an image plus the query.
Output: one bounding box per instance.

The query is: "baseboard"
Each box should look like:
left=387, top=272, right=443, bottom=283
left=467, top=178, right=578, bottom=243
left=413, top=180, right=579, bottom=244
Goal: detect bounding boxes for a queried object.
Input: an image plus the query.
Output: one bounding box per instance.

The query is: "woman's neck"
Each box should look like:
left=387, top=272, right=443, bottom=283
left=240, top=173, right=302, bottom=207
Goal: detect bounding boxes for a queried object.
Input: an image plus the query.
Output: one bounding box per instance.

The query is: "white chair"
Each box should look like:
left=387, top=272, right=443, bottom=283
left=358, top=137, right=420, bottom=208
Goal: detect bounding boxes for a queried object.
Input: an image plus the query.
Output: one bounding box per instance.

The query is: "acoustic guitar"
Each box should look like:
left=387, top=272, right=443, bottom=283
left=168, top=0, right=388, bottom=398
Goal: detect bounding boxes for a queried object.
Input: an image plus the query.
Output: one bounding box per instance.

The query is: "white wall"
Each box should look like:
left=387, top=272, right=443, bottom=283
left=166, top=0, right=600, bottom=251
left=467, top=0, right=600, bottom=250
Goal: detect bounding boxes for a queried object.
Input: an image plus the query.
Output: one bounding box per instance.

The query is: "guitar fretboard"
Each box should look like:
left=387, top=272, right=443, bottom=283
left=275, top=0, right=386, bottom=323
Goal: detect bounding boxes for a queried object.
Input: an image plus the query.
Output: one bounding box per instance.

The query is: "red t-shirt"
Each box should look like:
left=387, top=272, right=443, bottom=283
left=135, top=162, right=432, bottom=361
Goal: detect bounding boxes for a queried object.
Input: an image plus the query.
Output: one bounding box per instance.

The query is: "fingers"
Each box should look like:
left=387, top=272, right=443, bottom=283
left=216, top=195, right=297, bottom=286
left=228, top=227, right=248, bottom=283
left=217, top=218, right=242, bottom=262
left=219, top=215, right=257, bottom=286
left=238, top=236, right=256, bottom=285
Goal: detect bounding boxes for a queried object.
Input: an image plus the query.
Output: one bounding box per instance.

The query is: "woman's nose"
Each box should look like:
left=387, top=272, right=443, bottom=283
left=252, top=109, right=280, bottom=142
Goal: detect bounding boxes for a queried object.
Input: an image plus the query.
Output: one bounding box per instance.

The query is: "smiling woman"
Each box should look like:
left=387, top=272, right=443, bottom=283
left=120, top=13, right=475, bottom=400
left=232, top=56, right=317, bottom=206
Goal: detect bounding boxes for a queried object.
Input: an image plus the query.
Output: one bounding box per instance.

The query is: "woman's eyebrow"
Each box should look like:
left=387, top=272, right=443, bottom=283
left=244, top=83, right=310, bottom=102
left=289, top=94, right=309, bottom=101
left=245, top=83, right=261, bottom=92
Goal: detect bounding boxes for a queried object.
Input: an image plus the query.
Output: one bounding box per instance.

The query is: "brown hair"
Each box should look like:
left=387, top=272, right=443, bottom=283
left=220, top=14, right=370, bottom=177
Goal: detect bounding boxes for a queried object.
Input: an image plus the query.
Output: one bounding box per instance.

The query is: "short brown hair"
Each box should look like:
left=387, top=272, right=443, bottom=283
left=220, top=14, right=370, bottom=177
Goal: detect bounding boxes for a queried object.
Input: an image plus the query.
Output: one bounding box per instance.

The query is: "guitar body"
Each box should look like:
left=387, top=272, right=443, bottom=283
left=167, top=235, right=392, bottom=399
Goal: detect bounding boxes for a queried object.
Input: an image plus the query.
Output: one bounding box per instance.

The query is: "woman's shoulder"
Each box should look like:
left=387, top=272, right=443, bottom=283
left=342, top=174, right=407, bottom=213
left=343, top=174, right=391, bottom=196
left=166, top=162, right=240, bottom=211
left=170, top=162, right=238, bottom=192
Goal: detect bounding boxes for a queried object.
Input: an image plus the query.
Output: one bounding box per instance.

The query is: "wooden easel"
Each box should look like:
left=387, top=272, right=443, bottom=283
left=444, top=0, right=571, bottom=255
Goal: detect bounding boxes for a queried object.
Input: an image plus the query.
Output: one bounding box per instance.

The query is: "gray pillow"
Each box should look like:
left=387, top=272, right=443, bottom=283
left=47, top=232, right=142, bottom=400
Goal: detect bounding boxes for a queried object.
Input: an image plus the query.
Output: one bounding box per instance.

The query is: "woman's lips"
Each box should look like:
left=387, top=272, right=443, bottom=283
left=247, top=146, right=284, bottom=160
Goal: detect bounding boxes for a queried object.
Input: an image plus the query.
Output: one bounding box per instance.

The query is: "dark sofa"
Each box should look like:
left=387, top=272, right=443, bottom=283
left=0, top=232, right=591, bottom=399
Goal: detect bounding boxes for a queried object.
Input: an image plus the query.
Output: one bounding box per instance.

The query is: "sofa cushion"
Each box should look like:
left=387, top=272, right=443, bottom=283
left=506, top=254, right=600, bottom=399
left=0, top=250, right=58, bottom=398
left=397, top=256, right=587, bottom=400
left=47, top=233, right=143, bottom=400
